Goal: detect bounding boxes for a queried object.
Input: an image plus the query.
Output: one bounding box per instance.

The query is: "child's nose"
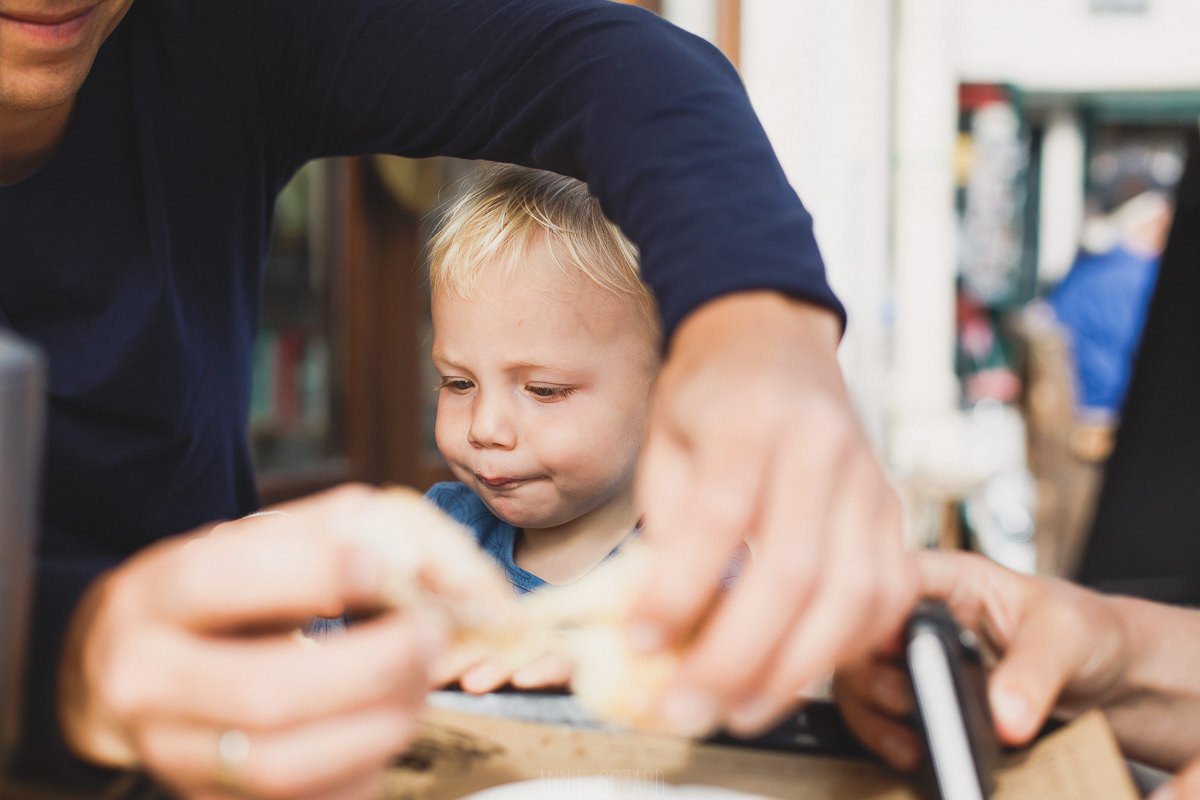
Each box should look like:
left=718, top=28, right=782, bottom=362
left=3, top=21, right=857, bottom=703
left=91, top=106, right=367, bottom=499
left=467, top=391, right=517, bottom=449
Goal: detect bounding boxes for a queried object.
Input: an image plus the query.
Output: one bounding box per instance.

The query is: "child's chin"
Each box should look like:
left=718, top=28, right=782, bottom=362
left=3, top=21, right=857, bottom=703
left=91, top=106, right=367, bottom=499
left=491, top=505, right=567, bottom=532
left=480, top=498, right=541, bottom=528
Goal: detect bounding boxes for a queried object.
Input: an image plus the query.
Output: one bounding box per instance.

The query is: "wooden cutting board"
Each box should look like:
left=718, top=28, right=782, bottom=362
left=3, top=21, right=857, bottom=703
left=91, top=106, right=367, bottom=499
left=386, top=707, right=1139, bottom=799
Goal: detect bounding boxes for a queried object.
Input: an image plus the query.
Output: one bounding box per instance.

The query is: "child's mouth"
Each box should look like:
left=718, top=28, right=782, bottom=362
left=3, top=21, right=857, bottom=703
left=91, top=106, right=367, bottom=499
left=475, top=474, right=529, bottom=490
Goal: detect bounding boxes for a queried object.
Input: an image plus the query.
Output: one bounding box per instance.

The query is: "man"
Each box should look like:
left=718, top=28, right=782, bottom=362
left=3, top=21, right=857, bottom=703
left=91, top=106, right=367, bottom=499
left=1, top=2, right=912, bottom=796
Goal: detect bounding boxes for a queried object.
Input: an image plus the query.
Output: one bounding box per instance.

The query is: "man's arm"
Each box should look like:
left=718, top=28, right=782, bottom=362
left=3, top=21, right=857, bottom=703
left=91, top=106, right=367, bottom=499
left=234, top=0, right=910, bottom=734
left=236, top=0, right=843, bottom=336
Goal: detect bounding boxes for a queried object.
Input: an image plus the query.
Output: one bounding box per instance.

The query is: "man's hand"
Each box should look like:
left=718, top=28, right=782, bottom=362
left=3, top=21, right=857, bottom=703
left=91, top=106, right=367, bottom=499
left=833, top=550, right=1130, bottom=770
left=1152, top=756, right=1200, bottom=800
left=630, top=291, right=916, bottom=736
left=59, top=486, right=449, bottom=800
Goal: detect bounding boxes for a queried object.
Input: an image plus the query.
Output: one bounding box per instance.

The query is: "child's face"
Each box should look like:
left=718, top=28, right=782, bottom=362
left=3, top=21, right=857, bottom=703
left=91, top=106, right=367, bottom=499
left=431, top=238, right=657, bottom=532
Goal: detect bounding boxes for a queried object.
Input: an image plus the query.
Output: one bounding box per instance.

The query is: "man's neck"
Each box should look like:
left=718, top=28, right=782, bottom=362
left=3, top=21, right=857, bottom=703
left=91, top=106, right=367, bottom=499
left=0, top=101, right=74, bottom=185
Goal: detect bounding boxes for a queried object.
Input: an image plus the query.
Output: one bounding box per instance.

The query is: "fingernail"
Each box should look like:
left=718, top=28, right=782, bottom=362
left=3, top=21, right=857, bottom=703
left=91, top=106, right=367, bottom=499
left=1149, top=784, right=1177, bottom=800
left=660, top=687, right=718, bottom=737
left=627, top=622, right=664, bottom=654
left=881, top=733, right=918, bottom=769
left=728, top=697, right=776, bottom=734
left=991, top=684, right=1031, bottom=734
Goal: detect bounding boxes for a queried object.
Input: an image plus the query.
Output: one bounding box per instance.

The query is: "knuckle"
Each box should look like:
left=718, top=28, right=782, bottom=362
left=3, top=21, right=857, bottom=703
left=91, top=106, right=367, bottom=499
left=834, top=569, right=876, bottom=608
left=698, top=490, right=751, bottom=535
left=802, top=393, right=853, bottom=438
left=98, top=653, right=149, bottom=720
left=763, top=550, right=820, bottom=593
left=1043, top=596, right=1086, bottom=632
left=232, top=682, right=291, bottom=730
left=324, top=482, right=377, bottom=510
left=739, top=387, right=788, bottom=427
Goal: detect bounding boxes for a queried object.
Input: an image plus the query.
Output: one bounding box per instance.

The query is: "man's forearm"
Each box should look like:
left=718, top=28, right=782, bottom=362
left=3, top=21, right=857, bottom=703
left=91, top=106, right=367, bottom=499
left=1105, top=595, right=1200, bottom=769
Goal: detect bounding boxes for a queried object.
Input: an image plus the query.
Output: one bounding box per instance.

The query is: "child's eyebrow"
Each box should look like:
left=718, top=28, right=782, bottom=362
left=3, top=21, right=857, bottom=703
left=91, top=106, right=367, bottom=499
left=502, top=358, right=580, bottom=374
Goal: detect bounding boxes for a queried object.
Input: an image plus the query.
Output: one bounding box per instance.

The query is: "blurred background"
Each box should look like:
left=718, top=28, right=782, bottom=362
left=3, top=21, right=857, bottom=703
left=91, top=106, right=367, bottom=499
left=248, top=0, right=1199, bottom=584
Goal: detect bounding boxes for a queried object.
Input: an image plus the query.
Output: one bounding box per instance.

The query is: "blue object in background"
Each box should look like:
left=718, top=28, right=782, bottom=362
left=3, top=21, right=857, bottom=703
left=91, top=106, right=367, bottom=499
left=1049, top=245, right=1160, bottom=413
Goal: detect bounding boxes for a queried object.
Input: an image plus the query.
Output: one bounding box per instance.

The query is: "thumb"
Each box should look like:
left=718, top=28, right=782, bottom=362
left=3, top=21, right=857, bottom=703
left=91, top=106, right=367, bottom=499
left=986, top=606, right=1087, bottom=745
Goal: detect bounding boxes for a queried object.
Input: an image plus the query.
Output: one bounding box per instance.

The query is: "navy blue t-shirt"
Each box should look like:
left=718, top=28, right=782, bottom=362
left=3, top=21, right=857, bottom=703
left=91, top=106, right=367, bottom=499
left=0, top=0, right=838, bottom=785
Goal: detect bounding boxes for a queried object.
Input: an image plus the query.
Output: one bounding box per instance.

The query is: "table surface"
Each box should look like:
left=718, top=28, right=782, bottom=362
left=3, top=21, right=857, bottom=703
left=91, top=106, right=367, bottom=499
left=2, top=708, right=1143, bottom=800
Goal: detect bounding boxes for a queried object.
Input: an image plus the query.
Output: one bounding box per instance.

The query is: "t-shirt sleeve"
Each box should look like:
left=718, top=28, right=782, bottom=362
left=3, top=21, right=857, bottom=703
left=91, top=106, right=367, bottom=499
left=244, top=0, right=843, bottom=337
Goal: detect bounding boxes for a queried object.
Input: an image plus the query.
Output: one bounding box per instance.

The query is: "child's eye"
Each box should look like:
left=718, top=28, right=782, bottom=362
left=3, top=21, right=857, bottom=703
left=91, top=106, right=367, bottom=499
left=439, top=377, right=474, bottom=393
left=526, top=384, right=576, bottom=400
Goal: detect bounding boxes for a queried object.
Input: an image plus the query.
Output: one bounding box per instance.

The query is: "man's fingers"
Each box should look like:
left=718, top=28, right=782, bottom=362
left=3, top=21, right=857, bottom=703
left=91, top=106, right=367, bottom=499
left=660, top=429, right=840, bottom=723
left=834, top=661, right=915, bottom=718
left=727, top=473, right=908, bottom=735
left=104, top=613, right=436, bottom=731
left=836, top=689, right=922, bottom=772
left=631, top=429, right=765, bottom=651
left=833, top=659, right=921, bottom=771
left=986, top=604, right=1091, bottom=745
left=136, top=704, right=414, bottom=800
left=1150, top=755, right=1200, bottom=800
left=912, top=549, right=1023, bottom=632
left=291, top=771, right=388, bottom=800
left=145, top=489, right=391, bottom=630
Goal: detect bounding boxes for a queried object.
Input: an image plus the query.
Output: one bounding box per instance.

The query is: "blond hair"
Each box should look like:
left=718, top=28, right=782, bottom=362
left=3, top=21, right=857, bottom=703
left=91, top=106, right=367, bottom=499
left=427, top=164, right=660, bottom=345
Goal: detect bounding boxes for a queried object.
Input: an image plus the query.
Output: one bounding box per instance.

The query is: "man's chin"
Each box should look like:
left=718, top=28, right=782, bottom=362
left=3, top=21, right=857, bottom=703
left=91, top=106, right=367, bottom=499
left=0, top=58, right=93, bottom=112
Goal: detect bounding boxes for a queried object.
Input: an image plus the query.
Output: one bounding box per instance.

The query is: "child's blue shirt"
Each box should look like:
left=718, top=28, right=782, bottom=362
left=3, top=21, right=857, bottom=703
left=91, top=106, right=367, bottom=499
left=424, top=481, right=640, bottom=595
left=425, top=482, right=545, bottom=594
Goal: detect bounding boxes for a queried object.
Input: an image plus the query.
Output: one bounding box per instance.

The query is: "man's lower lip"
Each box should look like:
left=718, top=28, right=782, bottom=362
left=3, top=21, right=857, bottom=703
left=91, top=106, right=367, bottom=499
left=0, top=6, right=97, bottom=46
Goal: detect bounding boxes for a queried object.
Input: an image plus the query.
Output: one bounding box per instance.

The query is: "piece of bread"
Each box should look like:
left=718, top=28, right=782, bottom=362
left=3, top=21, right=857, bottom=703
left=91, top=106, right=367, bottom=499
left=336, top=487, right=519, bottom=642
left=342, top=488, right=679, bottom=731
left=511, top=541, right=681, bottom=732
